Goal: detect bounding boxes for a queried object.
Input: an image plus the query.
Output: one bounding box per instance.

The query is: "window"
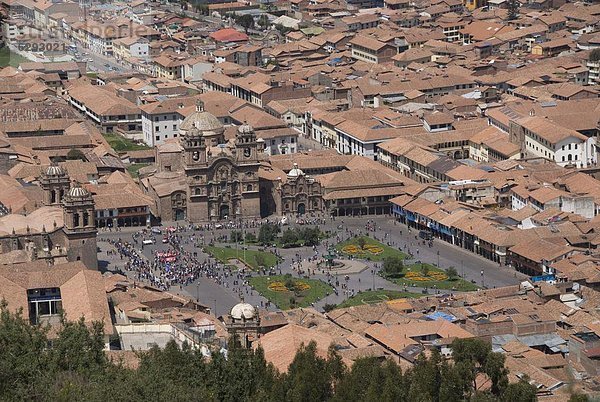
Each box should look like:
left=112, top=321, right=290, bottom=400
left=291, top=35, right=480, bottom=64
left=173, top=125, right=177, bottom=130
left=155, top=135, right=160, bottom=141
left=155, top=126, right=160, bottom=132
left=246, top=184, right=252, bottom=192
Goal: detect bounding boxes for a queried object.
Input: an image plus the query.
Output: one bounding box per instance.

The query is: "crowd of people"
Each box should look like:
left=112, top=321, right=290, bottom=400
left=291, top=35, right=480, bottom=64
left=98, top=215, right=453, bottom=313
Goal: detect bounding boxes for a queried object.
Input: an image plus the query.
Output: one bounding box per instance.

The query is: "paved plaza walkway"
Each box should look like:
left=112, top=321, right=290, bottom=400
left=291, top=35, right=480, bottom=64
left=98, top=216, right=525, bottom=316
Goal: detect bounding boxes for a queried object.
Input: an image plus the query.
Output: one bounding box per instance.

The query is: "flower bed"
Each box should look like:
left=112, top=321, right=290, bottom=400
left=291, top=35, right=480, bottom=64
left=267, top=280, right=311, bottom=292
left=404, top=271, right=448, bottom=281
left=342, top=244, right=384, bottom=255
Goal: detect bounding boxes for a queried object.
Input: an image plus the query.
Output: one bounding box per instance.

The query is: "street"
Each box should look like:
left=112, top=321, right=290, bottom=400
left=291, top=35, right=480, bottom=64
left=97, top=216, right=524, bottom=317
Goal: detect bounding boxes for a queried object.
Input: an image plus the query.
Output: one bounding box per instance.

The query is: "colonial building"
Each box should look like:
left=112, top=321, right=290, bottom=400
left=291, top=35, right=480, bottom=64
left=143, top=101, right=265, bottom=222
left=0, top=165, right=98, bottom=269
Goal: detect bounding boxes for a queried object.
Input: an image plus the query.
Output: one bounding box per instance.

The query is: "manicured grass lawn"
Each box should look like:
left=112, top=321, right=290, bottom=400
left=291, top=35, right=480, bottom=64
left=248, top=275, right=333, bottom=310
left=0, top=47, right=28, bottom=67
left=205, top=246, right=279, bottom=270
left=127, top=163, right=150, bottom=178
left=336, top=289, right=421, bottom=309
left=103, top=132, right=150, bottom=152
left=389, top=262, right=479, bottom=292
left=336, top=236, right=407, bottom=262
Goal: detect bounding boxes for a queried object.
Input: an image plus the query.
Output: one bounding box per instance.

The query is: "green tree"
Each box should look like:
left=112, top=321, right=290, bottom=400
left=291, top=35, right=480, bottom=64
left=447, top=266, right=458, bottom=281
left=590, top=48, right=600, bottom=62
left=383, top=256, right=404, bottom=277
left=282, top=341, right=339, bottom=402
left=408, top=349, right=443, bottom=402
left=51, top=318, right=107, bottom=375
left=254, top=253, right=267, bottom=268
left=569, top=393, right=589, bottom=402
left=230, top=230, right=243, bottom=243
left=421, top=263, right=430, bottom=277
left=258, top=14, right=269, bottom=30
left=357, top=237, right=367, bottom=250
left=282, top=228, right=299, bottom=246
left=236, top=14, right=255, bottom=34
left=258, top=223, right=279, bottom=245
left=323, top=303, right=337, bottom=313
left=501, top=378, right=537, bottom=402
left=451, top=338, right=509, bottom=398
left=245, top=232, right=257, bottom=243
left=0, top=302, right=50, bottom=400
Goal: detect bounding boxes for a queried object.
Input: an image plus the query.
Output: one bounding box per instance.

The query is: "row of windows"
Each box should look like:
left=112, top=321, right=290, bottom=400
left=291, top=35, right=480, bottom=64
left=155, top=124, right=177, bottom=132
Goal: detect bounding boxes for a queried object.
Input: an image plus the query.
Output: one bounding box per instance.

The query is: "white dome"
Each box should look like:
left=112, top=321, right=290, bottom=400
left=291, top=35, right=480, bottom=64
left=45, top=165, right=65, bottom=176
left=180, top=100, right=223, bottom=134
left=237, top=122, right=254, bottom=135
left=67, top=184, right=89, bottom=198
left=287, top=163, right=304, bottom=177
left=230, top=302, right=256, bottom=320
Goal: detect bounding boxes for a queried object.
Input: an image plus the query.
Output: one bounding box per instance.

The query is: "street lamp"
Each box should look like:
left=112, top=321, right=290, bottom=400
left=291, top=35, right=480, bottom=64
left=437, top=250, right=440, bottom=268
left=371, top=269, right=375, bottom=291
left=481, top=269, right=485, bottom=288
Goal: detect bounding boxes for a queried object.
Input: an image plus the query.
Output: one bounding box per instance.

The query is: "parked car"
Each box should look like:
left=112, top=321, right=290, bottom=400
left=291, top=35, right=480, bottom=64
left=142, top=239, right=155, bottom=245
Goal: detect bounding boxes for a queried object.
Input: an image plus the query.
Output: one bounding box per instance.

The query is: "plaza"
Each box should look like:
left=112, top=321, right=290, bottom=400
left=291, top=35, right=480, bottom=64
left=97, top=215, right=524, bottom=316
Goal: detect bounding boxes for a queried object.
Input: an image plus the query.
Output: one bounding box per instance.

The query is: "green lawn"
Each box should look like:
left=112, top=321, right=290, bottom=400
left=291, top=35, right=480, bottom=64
left=0, top=47, right=29, bottom=68
left=389, top=262, right=479, bottom=292
left=103, top=132, right=150, bottom=153
left=336, top=289, right=421, bottom=309
left=336, top=236, right=407, bottom=262
left=205, top=246, right=279, bottom=270
left=127, top=163, right=150, bottom=178
left=248, top=275, right=333, bottom=310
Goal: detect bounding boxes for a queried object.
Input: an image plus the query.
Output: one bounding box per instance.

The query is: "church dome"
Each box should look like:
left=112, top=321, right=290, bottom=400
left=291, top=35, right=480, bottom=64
left=180, top=100, right=223, bottom=134
left=287, top=163, right=304, bottom=178
left=230, top=302, right=256, bottom=320
left=67, top=183, right=90, bottom=198
left=237, top=122, right=254, bottom=135
left=45, top=165, right=65, bottom=177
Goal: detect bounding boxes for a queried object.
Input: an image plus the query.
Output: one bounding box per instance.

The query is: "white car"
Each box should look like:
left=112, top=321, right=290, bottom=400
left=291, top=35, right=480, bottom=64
left=142, top=239, right=155, bottom=245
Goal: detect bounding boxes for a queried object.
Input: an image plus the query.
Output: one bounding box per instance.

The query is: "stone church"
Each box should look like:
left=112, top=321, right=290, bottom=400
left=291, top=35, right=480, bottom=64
left=0, top=165, right=98, bottom=269
left=144, top=101, right=265, bottom=222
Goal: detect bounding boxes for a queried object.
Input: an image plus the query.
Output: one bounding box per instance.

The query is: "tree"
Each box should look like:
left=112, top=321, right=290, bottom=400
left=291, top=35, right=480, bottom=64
left=446, top=266, right=458, bottom=281
left=590, top=48, right=600, bottom=62
left=230, top=230, right=243, bottom=243
left=258, top=14, right=269, bottom=30
left=258, top=223, right=279, bottom=245
left=254, top=253, right=267, bottom=268
left=66, top=148, right=85, bottom=160
left=236, top=14, right=255, bottom=34
left=569, top=393, right=589, bottom=402
left=506, top=0, right=519, bottom=20
left=282, top=228, right=299, bottom=246
left=245, top=232, right=256, bottom=243
left=323, top=303, right=337, bottom=313
left=383, top=256, right=404, bottom=278
left=501, top=378, right=537, bottom=402
left=357, top=237, right=367, bottom=250
left=451, top=338, right=509, bottom=398
left=421, top=263, right=430, bottom=277
left=282, top=341, right=340, bottom=402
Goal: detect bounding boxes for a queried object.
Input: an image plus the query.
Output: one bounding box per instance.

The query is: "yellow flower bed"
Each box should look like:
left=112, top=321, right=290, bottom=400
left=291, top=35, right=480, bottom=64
left=342, top=243, right=384, bottom=255
left=268, top=280, right=311, bottom=292
left=405, top=270, right=448, bottom=281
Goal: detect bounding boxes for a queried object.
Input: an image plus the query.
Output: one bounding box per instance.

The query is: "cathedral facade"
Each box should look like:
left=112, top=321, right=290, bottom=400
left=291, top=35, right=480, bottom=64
left=146, top=101, right=264, bottom=222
